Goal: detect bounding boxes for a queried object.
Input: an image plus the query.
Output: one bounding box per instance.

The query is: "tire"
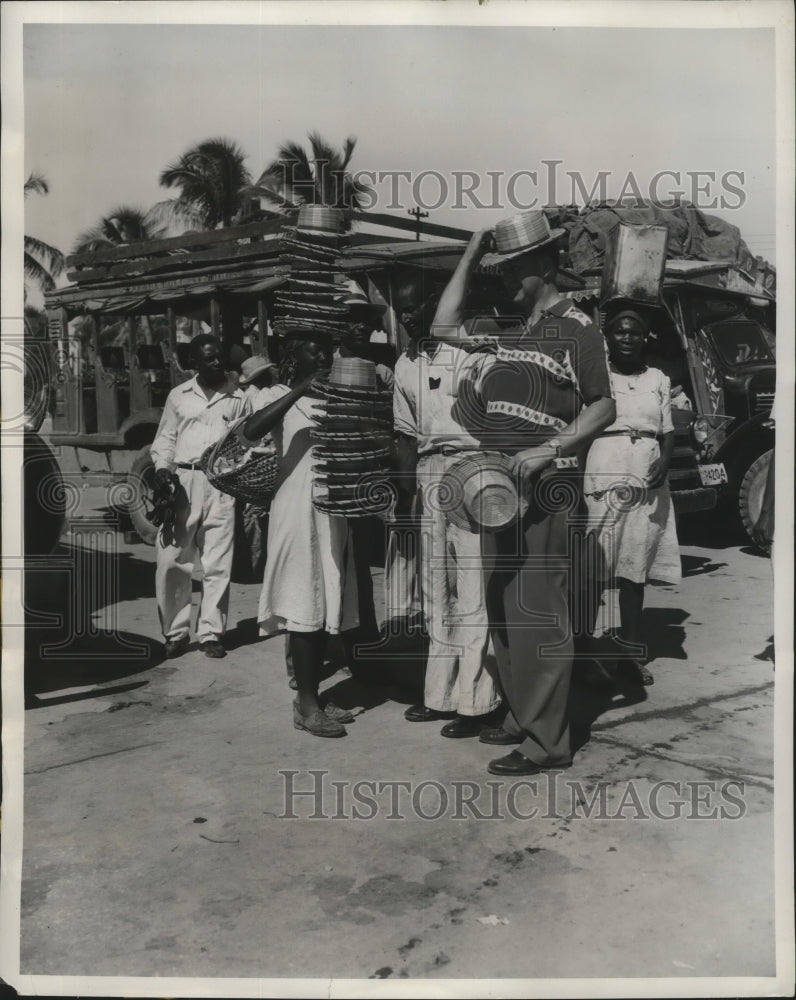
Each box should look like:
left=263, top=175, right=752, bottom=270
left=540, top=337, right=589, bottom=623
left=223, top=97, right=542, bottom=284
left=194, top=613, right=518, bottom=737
left=739, top=449, right=773, bottom=545
left=127, top=445, right=159, bottom=545
left=23, top=431, right=66, bottom=556
left=23, top=343, right=51, bottom=433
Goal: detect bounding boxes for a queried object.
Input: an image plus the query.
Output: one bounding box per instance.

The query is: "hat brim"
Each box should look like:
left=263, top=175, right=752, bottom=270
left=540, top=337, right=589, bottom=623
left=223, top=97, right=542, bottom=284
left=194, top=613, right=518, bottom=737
left=239, top=364, right=274, bottom=386
left=481, top=227, right=566, bottom=268
left=342, top=301, right=388, bottom=316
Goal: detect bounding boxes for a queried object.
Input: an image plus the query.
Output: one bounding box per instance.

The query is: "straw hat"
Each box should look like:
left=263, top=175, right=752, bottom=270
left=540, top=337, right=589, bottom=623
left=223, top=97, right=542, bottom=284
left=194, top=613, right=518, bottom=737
left=296, top=204, right=345, bottom=237
left=335, top=280, right=387, bottom=316
left=238, top=355, right=276, bottom=387
left=438, top=453, right=526, bottom=532
left=481, top=210, right=566, bottom=267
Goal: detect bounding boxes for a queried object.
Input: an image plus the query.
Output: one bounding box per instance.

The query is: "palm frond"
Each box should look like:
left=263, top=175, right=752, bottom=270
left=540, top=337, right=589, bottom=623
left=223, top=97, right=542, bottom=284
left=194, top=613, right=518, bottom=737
left=24, top=235, right=65, bottom=276
left=24, top=253, right=57, bottom=292
left=24, top=172, right=49, bottom=197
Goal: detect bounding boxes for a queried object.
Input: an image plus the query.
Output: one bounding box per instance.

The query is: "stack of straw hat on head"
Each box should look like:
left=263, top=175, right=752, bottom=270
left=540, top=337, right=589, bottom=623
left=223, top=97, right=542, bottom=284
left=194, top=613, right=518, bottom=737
left=273, top=205, right=350, bottom=341
left=310, top=355, right=394, bottom=517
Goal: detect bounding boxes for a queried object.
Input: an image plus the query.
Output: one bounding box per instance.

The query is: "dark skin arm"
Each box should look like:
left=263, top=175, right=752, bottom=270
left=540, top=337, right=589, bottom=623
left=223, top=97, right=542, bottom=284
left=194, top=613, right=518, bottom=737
left=240, top=374, right=315, bottom=441
left=647, top=431, right=675, bottom=488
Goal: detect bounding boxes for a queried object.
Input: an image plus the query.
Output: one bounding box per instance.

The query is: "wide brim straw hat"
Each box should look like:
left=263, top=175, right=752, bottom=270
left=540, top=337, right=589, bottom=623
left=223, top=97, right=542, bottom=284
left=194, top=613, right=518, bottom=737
left=238, top=355, right=276, bottom=386
left=439, top=452, right=527, bottom=532
left=311, top=355, right=392, bottom=403
left=481, top=210, right=566, bottom=267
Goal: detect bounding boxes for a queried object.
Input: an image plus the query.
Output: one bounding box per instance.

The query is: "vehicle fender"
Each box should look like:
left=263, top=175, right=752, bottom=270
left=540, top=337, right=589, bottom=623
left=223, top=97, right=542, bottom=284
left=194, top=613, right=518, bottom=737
left=119, top=408, right=164, bottom=449
left=713, top=411, right=775, bottom=489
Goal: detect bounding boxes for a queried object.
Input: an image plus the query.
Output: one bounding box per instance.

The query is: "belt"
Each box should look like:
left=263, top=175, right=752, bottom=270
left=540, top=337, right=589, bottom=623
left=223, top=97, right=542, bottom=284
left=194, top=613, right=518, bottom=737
left=599, top=430, right=658, bottom=443
left=421, top=444, right=479, bottom=458
left=175, top=462, right=204, bottom=471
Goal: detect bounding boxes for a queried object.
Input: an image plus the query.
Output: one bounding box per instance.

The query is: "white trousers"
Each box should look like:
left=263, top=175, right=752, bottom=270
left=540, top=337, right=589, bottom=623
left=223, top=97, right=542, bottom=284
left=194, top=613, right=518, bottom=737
left=155, top=469, right=236, bottom=643
left=418, top=454, right=500, bottom=716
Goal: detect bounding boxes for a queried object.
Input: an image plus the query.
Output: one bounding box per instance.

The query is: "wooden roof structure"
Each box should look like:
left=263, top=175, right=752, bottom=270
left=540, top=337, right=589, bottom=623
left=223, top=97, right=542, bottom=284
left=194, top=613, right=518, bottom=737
left=45, top=211, right=474, bottom=319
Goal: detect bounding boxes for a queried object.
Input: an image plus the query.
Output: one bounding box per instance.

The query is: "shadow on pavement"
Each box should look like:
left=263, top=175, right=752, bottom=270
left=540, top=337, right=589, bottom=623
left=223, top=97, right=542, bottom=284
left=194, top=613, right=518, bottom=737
left=23, top=540, right=160, bottom=709
left=24, top=629, right=161, bottom=708
left=681, top=554, right=729, bottom=577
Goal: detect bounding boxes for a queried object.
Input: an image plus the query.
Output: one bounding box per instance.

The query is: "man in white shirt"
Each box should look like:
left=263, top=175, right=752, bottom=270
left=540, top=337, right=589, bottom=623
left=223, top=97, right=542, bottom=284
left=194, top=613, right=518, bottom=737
left=393, top=307, right=501, bottom=737
left=150, top=335, right=251, bottom=658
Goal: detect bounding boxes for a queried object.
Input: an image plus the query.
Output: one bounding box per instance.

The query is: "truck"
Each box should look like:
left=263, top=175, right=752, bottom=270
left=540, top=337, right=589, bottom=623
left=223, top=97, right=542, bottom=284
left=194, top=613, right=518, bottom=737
left=29, top=212, right=774, bottom=553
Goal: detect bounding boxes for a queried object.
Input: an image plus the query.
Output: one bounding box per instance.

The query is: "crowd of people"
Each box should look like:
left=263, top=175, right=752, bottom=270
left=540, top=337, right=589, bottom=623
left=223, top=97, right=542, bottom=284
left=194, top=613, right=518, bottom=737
left=149, top=209, right=686, bottom=775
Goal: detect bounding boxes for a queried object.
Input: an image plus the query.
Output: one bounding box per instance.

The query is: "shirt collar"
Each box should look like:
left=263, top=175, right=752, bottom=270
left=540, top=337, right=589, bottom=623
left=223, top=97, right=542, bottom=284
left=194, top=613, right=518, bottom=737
left=183, top=373, right=243, bottom=401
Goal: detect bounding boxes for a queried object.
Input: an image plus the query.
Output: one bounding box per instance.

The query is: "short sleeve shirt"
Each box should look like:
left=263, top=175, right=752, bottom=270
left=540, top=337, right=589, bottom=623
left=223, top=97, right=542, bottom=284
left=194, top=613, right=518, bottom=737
left=478, top=300, right=612, bottom=455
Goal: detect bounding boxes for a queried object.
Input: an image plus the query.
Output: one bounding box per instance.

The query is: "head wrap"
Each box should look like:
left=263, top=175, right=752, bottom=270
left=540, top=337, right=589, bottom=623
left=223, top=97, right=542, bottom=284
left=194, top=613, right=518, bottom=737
left=606, top=308, right=649, bottom=335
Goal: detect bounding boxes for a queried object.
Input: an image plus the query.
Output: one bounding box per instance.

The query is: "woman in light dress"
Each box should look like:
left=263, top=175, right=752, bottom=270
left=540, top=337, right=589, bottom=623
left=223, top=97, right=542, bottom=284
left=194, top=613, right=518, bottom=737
left=241, top=334, right=360, bottom=738
left=583, top=308, right=682, bottom=687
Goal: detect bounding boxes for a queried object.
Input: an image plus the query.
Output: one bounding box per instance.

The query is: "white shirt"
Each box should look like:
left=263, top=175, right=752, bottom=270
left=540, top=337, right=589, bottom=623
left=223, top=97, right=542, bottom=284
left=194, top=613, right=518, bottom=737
left=393, top=343, right=492, bottom=456
left=150, top=375, right=252, bottom=470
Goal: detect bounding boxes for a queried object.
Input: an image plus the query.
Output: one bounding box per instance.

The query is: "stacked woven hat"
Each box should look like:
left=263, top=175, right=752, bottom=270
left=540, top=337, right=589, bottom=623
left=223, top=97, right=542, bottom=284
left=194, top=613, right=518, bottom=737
left=310, top=356, right=395, bottom=517
left=273, top=205, right=350, bottom=340
left=438, top=452, right=527, bottom=532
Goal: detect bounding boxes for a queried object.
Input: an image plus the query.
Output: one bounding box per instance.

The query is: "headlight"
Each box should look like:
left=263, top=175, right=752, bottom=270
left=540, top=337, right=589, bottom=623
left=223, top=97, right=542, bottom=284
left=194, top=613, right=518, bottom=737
left=692, top=416, right=711, bottom=445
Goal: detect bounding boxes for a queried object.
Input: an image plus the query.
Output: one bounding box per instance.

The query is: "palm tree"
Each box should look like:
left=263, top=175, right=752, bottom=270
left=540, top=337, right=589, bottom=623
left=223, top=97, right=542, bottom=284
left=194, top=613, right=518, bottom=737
left=251, top=132, right=372, bottom=229
left=153, top=138, right=253, bottom=232
left=24, top=172, right=65, bottom=296
left=72, top=207, right=164, bottom=345
left=71, top=205, right=162, bottom=254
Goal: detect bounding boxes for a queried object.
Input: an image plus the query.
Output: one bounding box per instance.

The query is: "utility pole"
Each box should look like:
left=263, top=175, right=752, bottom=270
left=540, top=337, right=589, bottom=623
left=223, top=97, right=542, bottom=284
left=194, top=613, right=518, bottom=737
left=407, top=206, right=429, bottom=241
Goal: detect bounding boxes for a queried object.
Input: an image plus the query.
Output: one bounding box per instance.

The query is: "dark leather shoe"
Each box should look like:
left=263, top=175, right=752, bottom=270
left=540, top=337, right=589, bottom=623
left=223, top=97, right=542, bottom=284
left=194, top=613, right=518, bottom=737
left=440, top=715, right=485, bottom=739
left=200, top=640, right=226, bottom=659
left=487, top=750, right=571, bottom=776
left=404, top=704, right=450, bottom=722
left=479, top=726, right=522, bottom=746
left=164, top=635, right=189, bottom=659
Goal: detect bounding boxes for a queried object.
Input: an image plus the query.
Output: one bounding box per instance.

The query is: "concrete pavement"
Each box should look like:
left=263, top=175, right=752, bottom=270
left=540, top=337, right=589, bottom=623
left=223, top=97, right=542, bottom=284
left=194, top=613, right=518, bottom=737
left=18, top=493, right=776, bottom=982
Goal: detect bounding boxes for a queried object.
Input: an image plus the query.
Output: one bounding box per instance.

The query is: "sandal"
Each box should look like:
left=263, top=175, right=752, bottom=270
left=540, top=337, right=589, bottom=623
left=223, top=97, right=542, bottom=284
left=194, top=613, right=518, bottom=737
left=293, top=703, right=347, bottom=738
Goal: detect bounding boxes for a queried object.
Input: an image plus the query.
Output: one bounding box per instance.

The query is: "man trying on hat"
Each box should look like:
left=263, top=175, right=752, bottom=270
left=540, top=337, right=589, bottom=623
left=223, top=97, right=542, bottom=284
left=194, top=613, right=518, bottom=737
left=431, top=211, right=616, bottom=775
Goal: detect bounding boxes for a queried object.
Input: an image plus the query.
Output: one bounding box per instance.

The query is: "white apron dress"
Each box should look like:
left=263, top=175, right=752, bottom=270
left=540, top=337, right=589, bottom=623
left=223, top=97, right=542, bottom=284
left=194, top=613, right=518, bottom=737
left=584, top=366, right=682, bottom=586
left=255, top=385, right=359, bottom=635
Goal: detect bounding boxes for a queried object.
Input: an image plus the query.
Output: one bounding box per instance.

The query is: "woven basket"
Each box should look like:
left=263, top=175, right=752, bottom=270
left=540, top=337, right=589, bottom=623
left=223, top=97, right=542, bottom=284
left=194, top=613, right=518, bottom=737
left=200, top=428, right=280, bottom=506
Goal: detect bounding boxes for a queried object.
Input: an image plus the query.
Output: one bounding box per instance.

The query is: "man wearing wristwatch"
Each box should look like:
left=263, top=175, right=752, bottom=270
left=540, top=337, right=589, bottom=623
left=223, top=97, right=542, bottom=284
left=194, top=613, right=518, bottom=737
left=431, top=211, right=615, bottom=776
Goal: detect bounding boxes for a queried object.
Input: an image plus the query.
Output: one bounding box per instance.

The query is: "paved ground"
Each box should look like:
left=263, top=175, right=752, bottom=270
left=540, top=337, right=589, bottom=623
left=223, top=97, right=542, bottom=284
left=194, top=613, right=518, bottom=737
left=18, top=486, right=776, bottom=983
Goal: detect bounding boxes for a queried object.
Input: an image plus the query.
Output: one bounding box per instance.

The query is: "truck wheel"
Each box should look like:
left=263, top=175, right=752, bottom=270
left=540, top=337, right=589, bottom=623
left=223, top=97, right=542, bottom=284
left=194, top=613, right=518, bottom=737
left=739, top=449, right=773, bottom=546
left=127, top=446, right=159, bottom=546
left=24, top=431, right=66, bottom=556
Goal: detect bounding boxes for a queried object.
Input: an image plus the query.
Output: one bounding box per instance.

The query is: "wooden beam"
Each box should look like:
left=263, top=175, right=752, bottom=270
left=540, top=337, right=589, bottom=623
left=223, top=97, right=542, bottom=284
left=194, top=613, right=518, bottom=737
left=66, top=216, right=286, bottom=268
left=350, top=210, right=472, bottom=242
left=256, top=299, right=267, bottom=357
left=47, top=263, right=285, bottom=308
left=210, top=299, right=222, bottom=339
left=67, top=233, right=283, bottom=284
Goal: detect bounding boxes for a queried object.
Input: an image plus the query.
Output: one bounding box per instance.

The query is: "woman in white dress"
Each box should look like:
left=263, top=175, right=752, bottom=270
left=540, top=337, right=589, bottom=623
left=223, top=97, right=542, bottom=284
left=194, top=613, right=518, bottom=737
left=241, top=335, right=360, bottom=738
left=583, top=308, right=682, bottom=686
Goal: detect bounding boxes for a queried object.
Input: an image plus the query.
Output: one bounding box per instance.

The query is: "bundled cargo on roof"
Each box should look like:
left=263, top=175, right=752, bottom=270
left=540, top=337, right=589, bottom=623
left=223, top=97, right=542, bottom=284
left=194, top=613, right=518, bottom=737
left=547, top=201, right=770, bottom=279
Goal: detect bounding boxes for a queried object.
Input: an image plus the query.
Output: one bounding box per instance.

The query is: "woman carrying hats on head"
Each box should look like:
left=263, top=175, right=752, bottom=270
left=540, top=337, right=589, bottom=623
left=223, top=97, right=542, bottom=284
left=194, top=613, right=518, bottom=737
left=582, top=306, right=682, bottom=687
left=239, top=332, right=361, bottom=738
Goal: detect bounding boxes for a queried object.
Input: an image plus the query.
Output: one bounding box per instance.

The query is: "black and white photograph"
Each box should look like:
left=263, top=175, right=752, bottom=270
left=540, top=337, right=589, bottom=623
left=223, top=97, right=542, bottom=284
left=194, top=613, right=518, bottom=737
left=1, top=1, right=793, bottom=997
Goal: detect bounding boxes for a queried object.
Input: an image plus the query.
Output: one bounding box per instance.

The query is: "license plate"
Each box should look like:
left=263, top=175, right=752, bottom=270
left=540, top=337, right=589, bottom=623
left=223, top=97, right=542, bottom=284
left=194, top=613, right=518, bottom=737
left=698, top=462, right=728, bottom=487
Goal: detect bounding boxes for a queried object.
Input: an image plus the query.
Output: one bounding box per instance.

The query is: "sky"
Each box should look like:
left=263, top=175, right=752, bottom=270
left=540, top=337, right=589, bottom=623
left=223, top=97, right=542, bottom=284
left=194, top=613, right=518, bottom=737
left=22, top=19, right=777, bottom=281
